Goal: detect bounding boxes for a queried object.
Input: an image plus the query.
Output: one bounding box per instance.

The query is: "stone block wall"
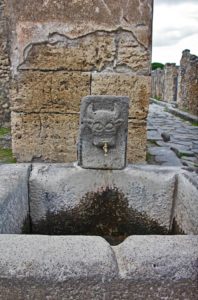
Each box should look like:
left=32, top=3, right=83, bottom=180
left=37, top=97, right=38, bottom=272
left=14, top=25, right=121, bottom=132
left=151, top=68, right=164, bottom=100
left=151, top=63, right=178, bottom=103
left=0, top=0, right=10, bottom=127
left=163, top=63, right=178, bottom=102
left=177, top=50, right=198, bottom=116
left=152, top=50, right=198, bottom=116
left=7, top=0, right=153, bottom=163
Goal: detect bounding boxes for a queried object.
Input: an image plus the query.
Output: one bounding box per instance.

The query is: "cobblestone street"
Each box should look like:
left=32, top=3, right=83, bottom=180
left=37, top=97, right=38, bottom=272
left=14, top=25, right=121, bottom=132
left=147, top=103, right=198, bottom=168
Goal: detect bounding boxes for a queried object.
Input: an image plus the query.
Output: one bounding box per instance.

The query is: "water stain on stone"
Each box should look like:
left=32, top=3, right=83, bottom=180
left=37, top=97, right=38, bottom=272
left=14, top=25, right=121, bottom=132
left=22, top=215, right=31, bottom=234
left=171, top=218, right=185, bottom=235
left=32, top=187, right=172, bottom=245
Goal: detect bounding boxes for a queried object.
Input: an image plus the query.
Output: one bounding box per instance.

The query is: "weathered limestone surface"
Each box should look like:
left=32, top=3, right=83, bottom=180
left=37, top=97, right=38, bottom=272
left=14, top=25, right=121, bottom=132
left=92, top=73, right=150, bottom=120
left=0, top=164, right=198, bottom=299
left=128, top=122, right=147, bottom=163
left=0, top=164, right=30, bottom=233
left=92, top=73, right=150, bottom=162
left=11, top=112, right=79, bottom=162
left=177, top=50, right=198, bottom=116
left=0, top=0, right=10, bottom=126
left=151, top=64, right=178, bottom=103
left=8, top=0, right=153, bottom=163
left=8, top=0, right=153, bottom=72
left=163, top=63, right=178, bottom=102
left=174, top=171, right=198, bottom=234
left=0, top=235, right=197, bottom=299
left=114, top=236, right=198, bottom=281
left=29, top=164, right=177, bottom=232
left=0, top=235, right=117, bottom=280
left=151, top=68, right=164, bottom=100
left=11, top=71, right=91, bottom=113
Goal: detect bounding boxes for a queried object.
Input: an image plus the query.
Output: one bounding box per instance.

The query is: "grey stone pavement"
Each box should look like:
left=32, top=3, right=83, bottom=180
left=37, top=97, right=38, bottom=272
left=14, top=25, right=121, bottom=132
left=147, top=103, right=198, bottom=168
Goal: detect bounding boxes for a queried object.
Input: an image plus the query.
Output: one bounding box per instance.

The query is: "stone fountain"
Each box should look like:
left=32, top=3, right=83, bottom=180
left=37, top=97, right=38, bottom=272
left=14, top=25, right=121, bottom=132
left=0, top=95, right=198, bottom=299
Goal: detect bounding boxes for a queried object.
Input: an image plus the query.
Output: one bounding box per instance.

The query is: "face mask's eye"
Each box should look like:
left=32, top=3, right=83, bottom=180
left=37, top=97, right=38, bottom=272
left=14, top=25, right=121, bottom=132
left=93, top=122, right=103, bottom=132
left=105, top=123, right=114, bottom=131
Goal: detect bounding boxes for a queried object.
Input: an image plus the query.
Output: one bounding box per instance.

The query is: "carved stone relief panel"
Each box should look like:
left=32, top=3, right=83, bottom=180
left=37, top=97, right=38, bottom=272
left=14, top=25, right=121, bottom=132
left=78, top=95, right=129, bottom=169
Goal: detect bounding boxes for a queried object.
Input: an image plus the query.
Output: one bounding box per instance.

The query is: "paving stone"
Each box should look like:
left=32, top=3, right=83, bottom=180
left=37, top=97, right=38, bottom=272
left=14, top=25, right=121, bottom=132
left=148, top=147, right=183, bottom=167
left=147, top=130, right=162, bottom=141
left=171, top=148, right=194, bottom=157
left=147, top=103, right=198, bottom=167
left=155, top=140, right=170, bottom=147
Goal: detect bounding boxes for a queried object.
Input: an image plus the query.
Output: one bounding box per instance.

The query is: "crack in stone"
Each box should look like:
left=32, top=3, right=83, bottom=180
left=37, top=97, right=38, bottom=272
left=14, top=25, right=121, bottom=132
left=17, top=28, right=148, bottom=72
left=12, top=111, right=80, bottom=115
left=169, top=173, right=178, bottom=231
left=38, top=113, right=42, bottom=138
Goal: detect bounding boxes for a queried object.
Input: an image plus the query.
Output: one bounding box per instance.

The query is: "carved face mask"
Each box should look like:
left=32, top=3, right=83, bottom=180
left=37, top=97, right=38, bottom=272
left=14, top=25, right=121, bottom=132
left=84, top=103, right=123, bottom=148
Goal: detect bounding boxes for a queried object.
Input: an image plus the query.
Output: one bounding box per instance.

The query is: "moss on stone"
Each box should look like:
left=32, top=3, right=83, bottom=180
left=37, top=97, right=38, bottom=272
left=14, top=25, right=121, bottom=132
left=0, top=127, right=10, bottom=137
left=0, top=148, right=16, bottom=163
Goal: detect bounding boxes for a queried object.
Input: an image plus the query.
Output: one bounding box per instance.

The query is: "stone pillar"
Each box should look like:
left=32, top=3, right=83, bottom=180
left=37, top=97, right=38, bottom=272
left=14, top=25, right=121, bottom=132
left=163, top=63, right=178, bottom=103
left=0, top=0, right=10, bottom=127
left=8, top=0, right=153, bottom=163
left=151, top=68, right=164, bottom=100
left=177, top=50, right=198, bottom=116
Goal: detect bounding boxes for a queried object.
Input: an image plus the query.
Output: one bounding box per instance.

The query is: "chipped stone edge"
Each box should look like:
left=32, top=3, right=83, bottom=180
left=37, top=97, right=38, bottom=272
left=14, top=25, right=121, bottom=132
left=0, top=235, right=197, bottom=283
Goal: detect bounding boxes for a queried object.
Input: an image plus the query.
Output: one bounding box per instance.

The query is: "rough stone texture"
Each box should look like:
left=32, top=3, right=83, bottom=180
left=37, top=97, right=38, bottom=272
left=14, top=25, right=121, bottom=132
left=174, top=170, right=198, bottom=234
left=0, top=235, right=117, bottom=280
left=8, top=0, right=153, bottom=73
left=1, top=279, right=197, bottom=300
left=29, top=164, right=177, bottom=232
left=78, top=95, right=129, bottom=169
left=0, top=235, right=197, bottom=299
left=177, top=49, right=198, bottom=116
left=151, top=68, right=164, bottom=100
left=147, top=103, right=198, bottom=168
left=114, top=235, right=198, bottom=281
left=11, top=112, right=79, bottom=162
left=7, top=0, right=153, bottom=163
left=0, top=0, right=10, bottom=127
left=18, top=32, right=116, bottom=72
left=11, top=71, right=91, bottom=113
left=128, top=121, right=147, bottom=163
left=92, top=73, right=150, bottom=162
left=0, top=164, right=30, bottom=233
left=151, top=64, right=178, bottom=103
left=163, top=63, right=178, bottom=102
left=92, top=73, right=150, bottom=120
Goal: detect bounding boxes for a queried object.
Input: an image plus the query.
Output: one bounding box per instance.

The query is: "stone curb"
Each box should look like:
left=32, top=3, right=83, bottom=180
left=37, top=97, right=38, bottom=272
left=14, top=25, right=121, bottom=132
left=0, top=235, right=118, bottom=281
left=0, top=235, right=197, bottom=282
left=113, top=235, right=198, bottom=281
left=150, top=98, right=198, bottom=123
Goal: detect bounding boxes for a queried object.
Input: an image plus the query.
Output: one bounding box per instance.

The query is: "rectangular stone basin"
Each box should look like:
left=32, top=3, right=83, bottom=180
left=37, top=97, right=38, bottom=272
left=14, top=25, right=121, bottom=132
left=0, top=163, right=197, bottom=299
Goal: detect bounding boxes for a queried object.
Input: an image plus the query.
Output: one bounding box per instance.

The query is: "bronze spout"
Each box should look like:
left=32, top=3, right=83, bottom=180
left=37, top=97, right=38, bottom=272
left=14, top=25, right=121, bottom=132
left=102, top=142, right=108, bottom=156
